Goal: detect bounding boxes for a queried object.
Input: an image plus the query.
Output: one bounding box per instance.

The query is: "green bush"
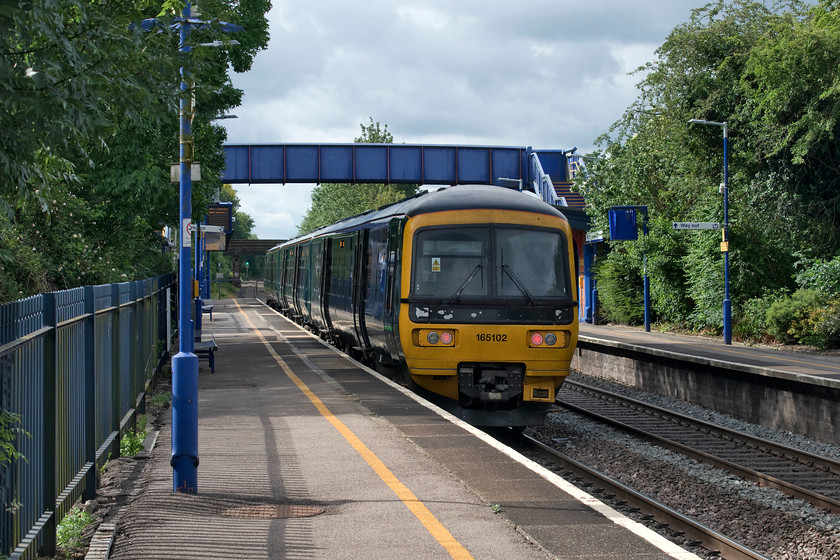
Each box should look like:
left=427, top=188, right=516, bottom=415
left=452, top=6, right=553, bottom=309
left=733, top=292, right=785, bottom=343
left=595, top=251, right=644, bottom=325
left=765, top=289, right=826, bottom=345
left=800, top=298, right=840, bottom=349
left=795, top=255, right=840, bottom=296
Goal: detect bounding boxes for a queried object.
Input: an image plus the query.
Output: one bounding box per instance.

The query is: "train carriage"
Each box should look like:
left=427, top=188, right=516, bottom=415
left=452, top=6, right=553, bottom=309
left=266, top=184, right=579, bottom=426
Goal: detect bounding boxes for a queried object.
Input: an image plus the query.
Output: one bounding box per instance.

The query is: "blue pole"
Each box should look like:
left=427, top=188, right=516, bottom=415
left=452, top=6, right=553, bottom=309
left=689, top=118, right=733, bottom=345
left=642, top=207, right=650, bottom=332
left=171, top=1, right=199, bottom=494
left=722, top=123, right=732, bottom=345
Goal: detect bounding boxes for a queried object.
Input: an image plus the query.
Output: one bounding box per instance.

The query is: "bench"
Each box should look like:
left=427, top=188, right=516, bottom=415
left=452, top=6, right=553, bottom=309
left=194, top=334, right=218, bottom=373
left=202, top=301, right=214, bottom=321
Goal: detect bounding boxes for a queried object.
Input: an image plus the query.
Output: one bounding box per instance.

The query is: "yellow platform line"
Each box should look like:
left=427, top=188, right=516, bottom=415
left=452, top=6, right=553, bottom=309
left=233, top=300, right=474, bottom=560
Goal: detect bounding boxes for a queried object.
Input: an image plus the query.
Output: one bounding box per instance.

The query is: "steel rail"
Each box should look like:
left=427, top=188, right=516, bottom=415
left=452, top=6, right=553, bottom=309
left=559, top=380, right=840, bottom=514
left=524, top=433, right=771, bottom=560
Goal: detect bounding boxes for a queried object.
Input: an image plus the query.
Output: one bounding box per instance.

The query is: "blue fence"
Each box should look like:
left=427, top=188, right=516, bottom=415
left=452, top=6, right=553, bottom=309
left=0, top=274, right=175, bottom=559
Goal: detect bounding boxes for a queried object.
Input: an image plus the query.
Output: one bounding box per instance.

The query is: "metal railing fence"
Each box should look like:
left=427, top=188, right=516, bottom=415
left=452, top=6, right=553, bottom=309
left=0, top=274, right=175, bottom=559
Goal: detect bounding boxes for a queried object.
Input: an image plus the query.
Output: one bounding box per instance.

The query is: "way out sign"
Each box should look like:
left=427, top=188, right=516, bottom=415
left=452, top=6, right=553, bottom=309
left=672, top=222, right=721, bottom=230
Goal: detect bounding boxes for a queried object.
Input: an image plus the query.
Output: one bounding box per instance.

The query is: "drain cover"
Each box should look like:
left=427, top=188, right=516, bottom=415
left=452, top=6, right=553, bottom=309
left=223, top=504, right=324, bottom=519
left=205, top=384, right=256, bottom=391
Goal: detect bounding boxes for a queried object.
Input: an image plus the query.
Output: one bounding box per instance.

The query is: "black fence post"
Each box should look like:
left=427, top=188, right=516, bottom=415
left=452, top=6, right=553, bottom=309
left=40, top=293, right=56, bottom=557
left=82, top=288, right=96, bottom=501
left=111, top=284, right=122, bottom=456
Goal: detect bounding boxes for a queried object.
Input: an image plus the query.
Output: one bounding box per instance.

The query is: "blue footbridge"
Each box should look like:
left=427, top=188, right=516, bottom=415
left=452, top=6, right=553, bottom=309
left=219, top=143, right=595, bottom=321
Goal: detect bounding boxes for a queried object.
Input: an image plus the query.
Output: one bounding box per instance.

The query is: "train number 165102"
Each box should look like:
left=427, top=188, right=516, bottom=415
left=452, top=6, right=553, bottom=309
left=476, top=333, right=507, bottom=342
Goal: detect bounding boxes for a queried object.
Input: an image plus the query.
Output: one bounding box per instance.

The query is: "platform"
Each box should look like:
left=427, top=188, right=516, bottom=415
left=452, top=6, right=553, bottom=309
left=108, top=299, right=699, bottom=560
left=576, top=322, right=840, bottom=446
left=578, top=322, right=840, bottom=383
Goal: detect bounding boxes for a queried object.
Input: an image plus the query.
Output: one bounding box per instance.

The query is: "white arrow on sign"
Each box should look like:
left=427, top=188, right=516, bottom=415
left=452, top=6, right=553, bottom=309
left=673, top=222, right=721, bottom=230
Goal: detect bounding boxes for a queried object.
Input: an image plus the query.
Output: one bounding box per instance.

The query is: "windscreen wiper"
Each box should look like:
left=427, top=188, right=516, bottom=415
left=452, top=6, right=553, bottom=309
left=502, top=264, right=536, bottom=305
left=448, top=264, right=483, bottom=304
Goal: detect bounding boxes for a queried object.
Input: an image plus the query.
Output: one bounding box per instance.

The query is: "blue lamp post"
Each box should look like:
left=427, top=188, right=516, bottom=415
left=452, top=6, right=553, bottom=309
left=149, top=2, right=242, bottom=493
left=171, top=1, right=199, bottom=494
left=689, top=119, right=731, bottom=345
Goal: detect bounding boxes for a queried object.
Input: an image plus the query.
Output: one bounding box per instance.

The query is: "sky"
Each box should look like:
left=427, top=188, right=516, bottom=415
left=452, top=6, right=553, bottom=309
left=222, top=0, right=704, bottom=240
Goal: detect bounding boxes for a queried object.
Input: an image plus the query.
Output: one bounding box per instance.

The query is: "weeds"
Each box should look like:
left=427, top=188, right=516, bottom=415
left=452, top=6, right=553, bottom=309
left=151, top=391, right=171, bottom=409
left=119, top=416, right=147, bottom=457
left=57, top=506, right=95, bottom=551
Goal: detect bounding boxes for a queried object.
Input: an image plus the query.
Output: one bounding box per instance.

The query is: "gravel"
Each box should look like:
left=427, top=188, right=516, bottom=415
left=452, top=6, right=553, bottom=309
left=527, top=372, right=840, bottom=560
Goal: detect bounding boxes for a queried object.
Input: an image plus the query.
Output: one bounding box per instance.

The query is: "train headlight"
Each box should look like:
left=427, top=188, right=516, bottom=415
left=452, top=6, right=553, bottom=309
left=529, top=331, right=564, bottom=348
left=417, top=329, right=455, bottom=346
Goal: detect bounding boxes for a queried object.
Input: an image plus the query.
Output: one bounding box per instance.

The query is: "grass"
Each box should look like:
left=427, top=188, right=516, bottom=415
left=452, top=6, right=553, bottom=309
left=151, top=391, right=171, bottom=409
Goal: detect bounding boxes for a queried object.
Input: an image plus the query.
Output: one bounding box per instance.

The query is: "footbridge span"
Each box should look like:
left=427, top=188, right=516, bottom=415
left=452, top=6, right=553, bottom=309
left=222, top=143, right=584, bottom=210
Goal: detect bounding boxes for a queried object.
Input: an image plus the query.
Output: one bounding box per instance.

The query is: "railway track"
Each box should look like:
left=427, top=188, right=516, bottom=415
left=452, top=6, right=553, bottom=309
left=555, top=379, right=840, bottom=514
left=523, top=433, right=772, bottom=560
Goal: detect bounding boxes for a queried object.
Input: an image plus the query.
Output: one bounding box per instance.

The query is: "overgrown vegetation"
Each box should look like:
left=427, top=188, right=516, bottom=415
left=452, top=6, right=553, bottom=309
left=120, top=415, right=148, bottom=457
left=0, top=0, right=271, bottom=302
left=56, top=506, right=95, bottom=552
left=0, top=411, right=29, bottom=468
left=581, top=0, right=840, bottom=348
left=151, top=391, right=172, bottom=410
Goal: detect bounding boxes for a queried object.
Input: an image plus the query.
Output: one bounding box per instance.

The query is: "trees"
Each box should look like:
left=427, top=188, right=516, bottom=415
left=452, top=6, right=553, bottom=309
left=583, top=0, right=840, bottom=341
left=0, top=0, right=270, bottom=302
left=297, top=119, right=420, bottom=234
left=0, top=0, right=178, bottom=215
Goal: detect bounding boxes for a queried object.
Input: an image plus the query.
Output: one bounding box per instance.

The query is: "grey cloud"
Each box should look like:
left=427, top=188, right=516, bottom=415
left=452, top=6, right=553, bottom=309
left=225, top=0, right=703, bottom=237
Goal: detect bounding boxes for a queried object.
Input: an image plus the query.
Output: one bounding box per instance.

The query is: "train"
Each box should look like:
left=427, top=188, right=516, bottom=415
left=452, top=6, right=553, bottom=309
left=265, top=184, right=579, bottom=426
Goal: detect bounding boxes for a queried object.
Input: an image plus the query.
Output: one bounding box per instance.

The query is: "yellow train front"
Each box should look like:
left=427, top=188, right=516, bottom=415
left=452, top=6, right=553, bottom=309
left=266, top=184, right=579, bottom=427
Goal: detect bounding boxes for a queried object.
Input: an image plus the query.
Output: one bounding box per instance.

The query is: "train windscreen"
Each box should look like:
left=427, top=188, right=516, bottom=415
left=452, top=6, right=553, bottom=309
left=411, top=226, right=570, bottom=302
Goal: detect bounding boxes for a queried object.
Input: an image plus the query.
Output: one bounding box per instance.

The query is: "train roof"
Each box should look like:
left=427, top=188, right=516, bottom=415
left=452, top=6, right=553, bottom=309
left=270, top=184, right=569, bottom=251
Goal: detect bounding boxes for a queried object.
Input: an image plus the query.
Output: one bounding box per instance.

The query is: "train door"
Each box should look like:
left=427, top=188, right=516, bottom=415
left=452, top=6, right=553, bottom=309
left=282, top=248, right=295, bottom=313
left=321, top=238, right=333, bottom=335
left=292, top=245, right=304, bottom=320
left=383, top=218, right=405, bottom=360
left=299, top=241, right=312, bottom=325
left=311, top=239, right=323, bottom=330
left=352, top=229, right=369, bottom=353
